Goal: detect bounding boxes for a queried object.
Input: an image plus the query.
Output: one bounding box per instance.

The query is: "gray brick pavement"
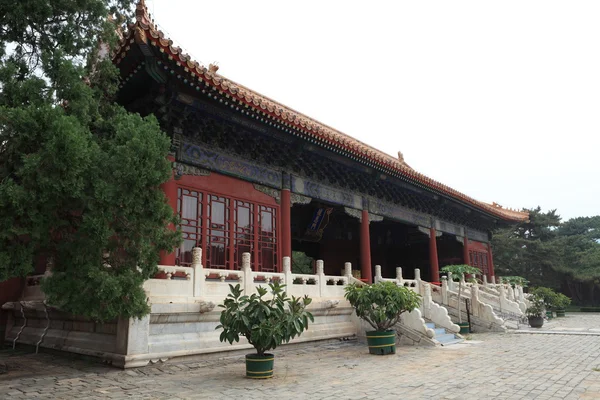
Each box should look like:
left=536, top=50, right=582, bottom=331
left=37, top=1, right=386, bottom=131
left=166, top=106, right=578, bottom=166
left=1, top=326, right=600, bottom=399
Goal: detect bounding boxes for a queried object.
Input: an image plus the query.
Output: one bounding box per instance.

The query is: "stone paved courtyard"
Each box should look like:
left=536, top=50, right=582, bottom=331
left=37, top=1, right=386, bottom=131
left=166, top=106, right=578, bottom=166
left=1, top=313, right=600, bottom=400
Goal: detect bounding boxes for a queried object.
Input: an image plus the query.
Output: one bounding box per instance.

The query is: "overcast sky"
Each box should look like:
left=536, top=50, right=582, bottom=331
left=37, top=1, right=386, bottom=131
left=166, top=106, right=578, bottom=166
left=147, top=0, right=599, bottom=222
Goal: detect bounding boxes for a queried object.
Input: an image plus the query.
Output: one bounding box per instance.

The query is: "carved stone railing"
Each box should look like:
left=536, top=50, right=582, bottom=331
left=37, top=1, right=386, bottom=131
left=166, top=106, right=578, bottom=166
left=480, top=281, right=527, bottom=314
left=374, top=265, right=459, bottom=334
left=440, top=277, right=506, bottom=332
left=143, top=248, right=353, bottom=301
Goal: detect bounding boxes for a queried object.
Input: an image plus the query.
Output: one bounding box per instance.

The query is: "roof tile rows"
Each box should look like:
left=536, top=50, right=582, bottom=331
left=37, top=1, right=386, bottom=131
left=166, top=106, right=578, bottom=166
left=115, top=1, right=528, bottom=223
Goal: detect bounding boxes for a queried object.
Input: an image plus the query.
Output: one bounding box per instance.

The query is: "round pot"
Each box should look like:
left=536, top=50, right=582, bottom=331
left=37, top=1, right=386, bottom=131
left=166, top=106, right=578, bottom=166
left=458, top=322, right=470, bottom=334
left=528, top=316, right=544, bottom=328
left=555, top=309, right=566, bottom=317
left=366, top=330, right=396, bottom=355
left=245, top=353, right=274, bottom=379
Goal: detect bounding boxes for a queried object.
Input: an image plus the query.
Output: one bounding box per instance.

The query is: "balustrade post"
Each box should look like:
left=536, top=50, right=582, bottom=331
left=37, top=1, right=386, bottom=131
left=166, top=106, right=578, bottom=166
left=423, top=282, right=432, bottom=317
left=192, top=247, right=204, bottom=297
left=508, top=286, right=515, bottom=301
left=491, top=276, right=496, bottom=285
left=483, top=275, right=488, bottom=287
left=441, top=276, right=449, bottom=305
left=374, top=265, right=382, bottom=283
left=282, top=256, right=293, bottom=286
left=518, top=285, right=525, bottom=302
left=498, top=284, right=506, bottom=312
left=447, top=271, right=454, bottom=291
left=396, top=267, right=403, bottom=286
left=414, top=268, right=421, bottom=295
left=242, top=252, right=254, bottom=295
left=316, top=260, right=325, bottom=297
left=471, top=285, right=480, bottom=317
left=344, top=262, right=352, bottom=285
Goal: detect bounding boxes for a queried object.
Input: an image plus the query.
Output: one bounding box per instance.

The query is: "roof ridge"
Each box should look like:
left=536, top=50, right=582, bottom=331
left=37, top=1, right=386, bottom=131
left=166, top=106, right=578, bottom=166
left=119, top=1, right=529, bottom=223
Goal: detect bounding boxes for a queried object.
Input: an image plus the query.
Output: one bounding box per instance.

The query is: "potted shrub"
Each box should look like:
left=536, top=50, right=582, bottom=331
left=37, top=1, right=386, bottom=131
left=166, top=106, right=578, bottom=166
left=526, top=292, right=546, bottom=328
left=440, top=264, right=481, bottom=334
left=216, top=282, right=314, bottom=378
left=530, top=287, right=560, bottom=319
left=344, top=281, right=421, bottom=355
left=553, top=292, right=571, bottom=317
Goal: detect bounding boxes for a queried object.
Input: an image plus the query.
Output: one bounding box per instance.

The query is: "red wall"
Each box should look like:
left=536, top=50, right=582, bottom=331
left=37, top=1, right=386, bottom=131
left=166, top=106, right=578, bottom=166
left=163, top=171, right=281, bottom=269
left=177, top=173, right=279, bottom=206
left=467, top=240, right=491, bottom=278
left=468, top=240, right=489, bottom=253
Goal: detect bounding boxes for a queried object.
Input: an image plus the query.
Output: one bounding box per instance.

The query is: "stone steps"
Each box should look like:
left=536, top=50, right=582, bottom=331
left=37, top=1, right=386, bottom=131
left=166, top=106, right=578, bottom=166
left=425, top=322, right=463, bottom=346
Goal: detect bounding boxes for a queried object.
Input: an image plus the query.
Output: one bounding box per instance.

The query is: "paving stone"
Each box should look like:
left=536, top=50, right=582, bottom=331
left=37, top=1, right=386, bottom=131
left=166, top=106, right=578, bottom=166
left=1, top=313, right=600, bottom=399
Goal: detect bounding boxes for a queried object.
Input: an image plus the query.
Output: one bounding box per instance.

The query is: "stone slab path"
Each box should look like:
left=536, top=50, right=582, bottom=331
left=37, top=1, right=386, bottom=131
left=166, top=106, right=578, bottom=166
left=516, top=312, right=600, bottom=336
left=1, top=313, right=600, bottom=399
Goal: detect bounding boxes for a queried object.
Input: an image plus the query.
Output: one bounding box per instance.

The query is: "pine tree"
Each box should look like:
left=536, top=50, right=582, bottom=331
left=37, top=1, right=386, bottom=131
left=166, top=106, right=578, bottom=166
left=0, top=0, right=180, bottom=320
left=492, top=207, right=563, bottom=289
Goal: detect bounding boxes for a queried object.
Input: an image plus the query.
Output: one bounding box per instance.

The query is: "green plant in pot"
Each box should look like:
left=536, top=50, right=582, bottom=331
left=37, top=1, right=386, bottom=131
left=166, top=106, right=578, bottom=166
left=440, top=264, right=481, bottom=334
left=216, top=282, right=314, bottom=378
left=525, top=293, right=546, bottom=328
left=553, top=292, right=571, bottom=317
left=344, top=281, right=421, bottom=355
left=530, top=287, right=562, bottom=319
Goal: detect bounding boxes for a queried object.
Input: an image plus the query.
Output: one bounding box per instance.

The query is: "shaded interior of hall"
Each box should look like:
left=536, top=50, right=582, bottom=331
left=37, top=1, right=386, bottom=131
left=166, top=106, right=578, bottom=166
left=290, top=202, right=467, bottom=282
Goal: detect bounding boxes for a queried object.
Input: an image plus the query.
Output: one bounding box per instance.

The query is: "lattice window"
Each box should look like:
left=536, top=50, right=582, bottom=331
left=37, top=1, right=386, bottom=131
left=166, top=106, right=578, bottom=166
left=468, top=250, right=490, bottom=277
left=258, top=205, right=278, bottom=272
left=176, top=188, right=202, bottom=266
left=233, top=200, right=254, bottom=269
left=206, top=195, right=230, bottom=269
left=176, top=187, right=279, bottom=272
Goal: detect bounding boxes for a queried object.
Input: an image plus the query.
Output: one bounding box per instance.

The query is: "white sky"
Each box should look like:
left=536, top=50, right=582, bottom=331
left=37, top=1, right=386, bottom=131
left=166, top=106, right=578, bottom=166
left=147, top=0, right=600, bottom=222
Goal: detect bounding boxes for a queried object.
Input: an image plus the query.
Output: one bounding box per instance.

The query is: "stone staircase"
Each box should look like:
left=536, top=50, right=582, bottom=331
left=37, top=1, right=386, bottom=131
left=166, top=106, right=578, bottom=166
left=425, top=322, right=464, bottom=346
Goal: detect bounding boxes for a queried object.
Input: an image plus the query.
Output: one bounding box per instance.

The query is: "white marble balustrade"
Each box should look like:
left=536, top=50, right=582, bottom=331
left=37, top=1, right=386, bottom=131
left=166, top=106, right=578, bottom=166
left=143, top=248, right=352, bottom=302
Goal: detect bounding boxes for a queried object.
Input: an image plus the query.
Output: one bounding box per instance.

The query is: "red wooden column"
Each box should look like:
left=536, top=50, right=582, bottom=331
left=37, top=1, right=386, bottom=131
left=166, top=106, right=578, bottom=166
left=463, top=234, right=470, bottom=265
left=429, top=227, right=440, bottom=283
left=360, top=209, right=372, bottom=283
left=159, top=156, right=178, bottom=266
left=281, top=189, right=292, bottom=259
left=487, top=243, right=495, bottom=280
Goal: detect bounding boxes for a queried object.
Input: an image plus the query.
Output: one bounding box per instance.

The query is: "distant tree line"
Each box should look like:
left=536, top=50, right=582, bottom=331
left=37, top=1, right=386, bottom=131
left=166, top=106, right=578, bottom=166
left=493, top=207, right=600, bottom=306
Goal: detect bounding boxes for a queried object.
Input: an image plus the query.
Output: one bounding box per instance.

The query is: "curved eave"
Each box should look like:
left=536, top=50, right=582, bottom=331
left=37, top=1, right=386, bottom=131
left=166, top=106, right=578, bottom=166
left=112, top=5, right=529, bottom=224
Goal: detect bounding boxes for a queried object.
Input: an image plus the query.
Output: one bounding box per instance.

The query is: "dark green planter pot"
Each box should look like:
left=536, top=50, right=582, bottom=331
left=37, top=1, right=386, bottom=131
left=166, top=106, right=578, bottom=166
left=528, top=316, right=544, bottom=328
left=546, top=310, right=554, bottom=319
left=555, top=309, right=566, bottom=317
left=458, top=322, right=470, bottom=334
left=366, top=330, right=396, bottom=355
left=245, top=353, right=274, bottom=379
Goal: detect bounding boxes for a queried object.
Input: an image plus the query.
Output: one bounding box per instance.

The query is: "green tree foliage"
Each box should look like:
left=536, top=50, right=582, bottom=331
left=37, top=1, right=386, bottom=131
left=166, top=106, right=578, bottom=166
left=493, top=208, right=600, bottom=305
left=492, top=207, right=563, bottom=289
left=291, top=251, right=313, bottom=274
left=0, top=0, right=180, bottom=320
left=556, top=217, right=600, bottom=305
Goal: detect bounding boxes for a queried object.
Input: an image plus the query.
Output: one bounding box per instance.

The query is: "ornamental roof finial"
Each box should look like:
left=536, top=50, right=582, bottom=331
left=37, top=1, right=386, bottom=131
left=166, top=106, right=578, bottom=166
left=397, top=151, right=404, bottom=162
left=135, top=0, right=152, bottom=27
